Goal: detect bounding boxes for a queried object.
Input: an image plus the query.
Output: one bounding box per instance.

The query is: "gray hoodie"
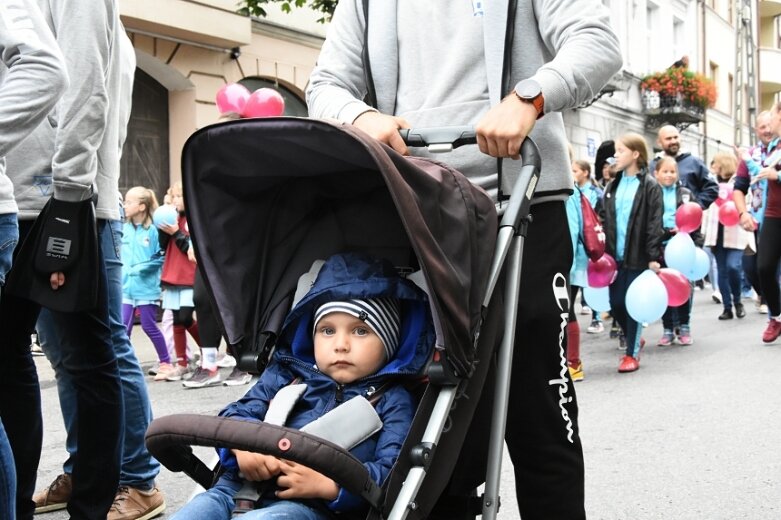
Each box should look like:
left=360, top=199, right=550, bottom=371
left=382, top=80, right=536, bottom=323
left=7, top=0, right=133, bottom=221
left=0, top=0, right=68, bottom=215
left=306, top=0, right=622, bottom=202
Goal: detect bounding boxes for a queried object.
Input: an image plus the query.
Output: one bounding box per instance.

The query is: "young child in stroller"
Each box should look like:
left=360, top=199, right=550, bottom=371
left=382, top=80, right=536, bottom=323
left=170, top=252, right=434, bottom=519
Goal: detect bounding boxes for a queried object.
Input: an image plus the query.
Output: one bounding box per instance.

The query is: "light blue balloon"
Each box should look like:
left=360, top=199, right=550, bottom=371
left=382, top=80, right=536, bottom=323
left=626, top=270, right=667, bottom=323
left=686, top=247, right=710, bottom=281
left=664, top=232, right=696, bottom=274
left=583, top=286, right=611, bottom=312
left=152, top=204, right=178, bottom=228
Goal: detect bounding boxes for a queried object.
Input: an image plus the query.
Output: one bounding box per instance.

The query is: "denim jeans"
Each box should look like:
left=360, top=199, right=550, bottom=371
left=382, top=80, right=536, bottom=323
left=170, top=476, right=331, bottom=520
left=0, top=419, right=15, bottom=520
left=37, top=218, right=159, bottom=488
left=712, top=244, right=743, bottom=310
left=1, top=218, right=121, bottom=520
left=0, top=214, right=18, bottom=520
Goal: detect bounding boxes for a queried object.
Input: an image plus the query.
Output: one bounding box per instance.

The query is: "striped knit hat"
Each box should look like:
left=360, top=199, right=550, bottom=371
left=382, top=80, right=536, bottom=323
left=313, top=298, right=401, bottom=360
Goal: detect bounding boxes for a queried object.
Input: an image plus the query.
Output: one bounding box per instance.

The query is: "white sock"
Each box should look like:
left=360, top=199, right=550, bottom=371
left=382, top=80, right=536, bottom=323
left=201, top=347, right=218, bottom=371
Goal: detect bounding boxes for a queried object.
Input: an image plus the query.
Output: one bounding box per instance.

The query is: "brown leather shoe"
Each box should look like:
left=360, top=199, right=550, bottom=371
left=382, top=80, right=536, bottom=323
left=33, top=473, right=71, bottom=513
left=107, top=485, right=165, bottom=520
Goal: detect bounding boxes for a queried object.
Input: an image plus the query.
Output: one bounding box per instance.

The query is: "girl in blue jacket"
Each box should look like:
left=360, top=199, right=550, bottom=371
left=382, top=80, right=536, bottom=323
left=171, top=252, right=434, bottom=520
left=121, top=187, right=169, bottom=379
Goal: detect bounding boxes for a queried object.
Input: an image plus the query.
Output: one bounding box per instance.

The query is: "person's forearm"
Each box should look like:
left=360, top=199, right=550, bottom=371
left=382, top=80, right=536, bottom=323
left=733, top=190, right=748, bottom=214
left=48, top=0, right=114, bottom=201
left=0, top=0, right=68, bottom=158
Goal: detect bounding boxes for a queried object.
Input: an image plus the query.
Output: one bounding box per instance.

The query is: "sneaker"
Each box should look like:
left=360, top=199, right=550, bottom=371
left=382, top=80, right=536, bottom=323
left=735, top=302, right=746, bottom=319
left=223, top=366, right=252, bottom=386
left=610, top=320, right=620, bottom=339
left=182, top=367, right=221, bottom=388
left=617, top=333, right=626, bottom=351
left=152, top=362, right=176, bottom=382
left=712, top=291, right=722, bottom=304
left=580, top=305, right=591, bottom=315
left=164, top=364, right=191, bottom=382
left=568, top=362, right=584, bottom=382
left=33, top=473, right=71, bottom=513
left=718, top=309, right=734, bottom=320
left=586, top=320, right=604, bottom=334
left=762, top=319, right=781, bottom=344
left=758, top=303, right=769, bottom=314
left=618, top=355, right=640, bottom=373
left=216, top=353, right=237, bottom=368
left=657, top=330, right=674, bottom=346
left=146, top=364, right=158, bottom=376
left=107, top=485, right=165, bottom=520
left=677, top=325, right=693, bottom=345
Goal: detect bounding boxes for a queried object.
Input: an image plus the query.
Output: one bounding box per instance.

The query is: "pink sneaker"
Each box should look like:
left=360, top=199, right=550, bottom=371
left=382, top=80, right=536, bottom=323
left=153, top=362, right=175, bottom=381
left=657, top=330, right=674, bottom=346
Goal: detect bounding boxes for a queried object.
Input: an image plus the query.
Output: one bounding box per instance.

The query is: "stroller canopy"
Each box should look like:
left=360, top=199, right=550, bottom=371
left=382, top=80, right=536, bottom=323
left=182, top=118, right=497, bottom=377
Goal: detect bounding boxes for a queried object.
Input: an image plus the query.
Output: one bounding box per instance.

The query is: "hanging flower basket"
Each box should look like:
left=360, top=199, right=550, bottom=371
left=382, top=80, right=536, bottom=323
left=640, top=67, right=716, bottom=127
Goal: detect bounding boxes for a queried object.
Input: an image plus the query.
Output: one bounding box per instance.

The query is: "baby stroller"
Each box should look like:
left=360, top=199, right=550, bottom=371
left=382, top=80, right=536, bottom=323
left=145, top=117, right=541, bottom=520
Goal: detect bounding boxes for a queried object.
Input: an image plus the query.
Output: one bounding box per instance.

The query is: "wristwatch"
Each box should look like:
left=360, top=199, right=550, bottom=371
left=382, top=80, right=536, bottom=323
left=514, top=79, right=545, bottom=119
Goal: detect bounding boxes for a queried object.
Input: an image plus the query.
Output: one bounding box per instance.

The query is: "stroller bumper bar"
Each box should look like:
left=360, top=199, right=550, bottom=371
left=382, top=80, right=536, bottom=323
left=145, top=414, right=383, bottom=509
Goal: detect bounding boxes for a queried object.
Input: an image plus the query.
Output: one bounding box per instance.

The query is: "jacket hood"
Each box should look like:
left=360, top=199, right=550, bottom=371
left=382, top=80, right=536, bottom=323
left=279, top=252, right=435, bottom=378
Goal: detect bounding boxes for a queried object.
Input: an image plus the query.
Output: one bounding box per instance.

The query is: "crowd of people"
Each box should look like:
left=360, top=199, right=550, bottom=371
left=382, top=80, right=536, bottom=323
left=566, top=116, right=781, bottom=381
left=3, top=0, right=778, bottom=518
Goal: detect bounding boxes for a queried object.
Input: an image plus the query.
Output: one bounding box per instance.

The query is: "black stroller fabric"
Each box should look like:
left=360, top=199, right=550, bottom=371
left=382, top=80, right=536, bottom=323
left=183, top=117, right=497, bottom=378
left=154, top=117, right=505, bottom=519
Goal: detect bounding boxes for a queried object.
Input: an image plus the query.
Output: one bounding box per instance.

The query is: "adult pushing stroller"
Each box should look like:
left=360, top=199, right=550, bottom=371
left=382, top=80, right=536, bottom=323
left=145, top=117, right=541, bottom=520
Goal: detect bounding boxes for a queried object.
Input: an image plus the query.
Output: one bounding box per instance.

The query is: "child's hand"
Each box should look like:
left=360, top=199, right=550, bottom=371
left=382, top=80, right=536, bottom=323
left=648, top=261, right=661, bottom=273
left=232, top=450, right=281, bottom=482
left=159, top=223, right=179, bottom=236
left=187, top=245, right=197, bottom=264
left=275, top=459, right=339, bottom=501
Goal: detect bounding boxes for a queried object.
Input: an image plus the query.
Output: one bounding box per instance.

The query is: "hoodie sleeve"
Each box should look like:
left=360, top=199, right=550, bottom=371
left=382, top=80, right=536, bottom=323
left=327, top=387, right=415, bottom=513
left=306, top=0, right=376, bottom=123
left=0, top=0, right=67, bottom=160
left=529, top=0, right=622, bottom=113
left=47, top=0, right=114, bottom=202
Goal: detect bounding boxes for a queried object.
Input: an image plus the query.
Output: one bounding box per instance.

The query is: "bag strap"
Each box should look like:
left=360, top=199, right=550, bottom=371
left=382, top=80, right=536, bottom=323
left=361, top=0, right=378, bottom=109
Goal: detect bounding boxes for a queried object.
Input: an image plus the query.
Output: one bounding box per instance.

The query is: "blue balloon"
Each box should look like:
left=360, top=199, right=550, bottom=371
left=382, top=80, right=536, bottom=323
left=686, top=247, right=710, bottom=281
left=664, top=232, right=696, bottom=274
left=626, top=270, right=667, bottom=323
left=583, top=286, right=611, bottom=312
left=153, top=204, right=177, bottom=228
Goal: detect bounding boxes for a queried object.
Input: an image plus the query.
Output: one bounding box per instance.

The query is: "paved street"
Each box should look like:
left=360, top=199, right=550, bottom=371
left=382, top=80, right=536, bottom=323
left=33, top=289, right=779, bottom=519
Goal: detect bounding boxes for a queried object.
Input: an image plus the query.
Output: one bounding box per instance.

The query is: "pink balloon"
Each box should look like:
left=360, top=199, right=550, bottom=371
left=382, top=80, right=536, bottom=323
left=675, top=202, right=703, bottom=233
left=718, top=201, right=740, bottom=227
left=242, top=88, right=285, bottom=118
left=215, top=83, right=250, bottom=115
left=657, top=268, right=690, bottom=307
left=587, top=253, right=618, bottom=288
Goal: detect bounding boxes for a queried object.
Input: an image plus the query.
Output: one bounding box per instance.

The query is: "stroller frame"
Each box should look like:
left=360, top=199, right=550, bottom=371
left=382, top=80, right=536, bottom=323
left=145, top=120, right=541, bottom=520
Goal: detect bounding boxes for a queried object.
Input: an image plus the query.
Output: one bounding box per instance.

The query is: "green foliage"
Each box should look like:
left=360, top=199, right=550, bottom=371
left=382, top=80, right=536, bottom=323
left=239, top=0, right=338, bottom=24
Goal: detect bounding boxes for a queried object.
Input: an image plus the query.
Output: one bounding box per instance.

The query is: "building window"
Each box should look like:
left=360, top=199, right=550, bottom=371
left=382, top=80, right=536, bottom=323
left=728, top=73, right=734, bottom=115
left=647, top=2, right=660, bottom=70
left=237, top=77, right=308, bottom=117
left=673, top=18, right=685, bottom=64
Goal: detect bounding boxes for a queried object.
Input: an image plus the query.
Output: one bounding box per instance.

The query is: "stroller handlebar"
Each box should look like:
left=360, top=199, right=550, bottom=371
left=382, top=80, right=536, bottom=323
left=399, top=126, right=476, bottom=153
left=397, top=127, right=541, bottom=173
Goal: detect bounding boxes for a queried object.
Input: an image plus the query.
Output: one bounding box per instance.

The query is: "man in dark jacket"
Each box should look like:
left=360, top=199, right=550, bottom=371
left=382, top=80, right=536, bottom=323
left=651, top=125, right=718, bottom=209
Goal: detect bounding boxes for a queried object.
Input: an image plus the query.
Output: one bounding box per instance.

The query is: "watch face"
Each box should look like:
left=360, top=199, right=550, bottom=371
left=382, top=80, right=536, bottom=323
left=517, top=80, right=541, bottom=99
